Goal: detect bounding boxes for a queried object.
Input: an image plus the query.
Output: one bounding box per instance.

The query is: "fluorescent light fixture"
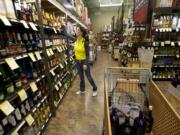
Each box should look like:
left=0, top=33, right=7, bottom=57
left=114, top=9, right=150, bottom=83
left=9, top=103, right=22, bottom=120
left=100, top=3, right=122, bottom=7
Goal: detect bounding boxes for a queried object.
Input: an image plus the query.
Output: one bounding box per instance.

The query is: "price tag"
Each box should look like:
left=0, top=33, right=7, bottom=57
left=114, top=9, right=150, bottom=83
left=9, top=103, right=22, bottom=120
left=155, top=28, right=158, bottom=32
left=176, top=28, right=179, bottom=32
left=154, top=55, right=157, bottom=58
left=17, top=89, right=27, bottom=102
left=165, top=41, right=170, bottom=44
left=177, top=54, right=180, bottom=58
left=20, top=20, right=29, bottom=29
left=11, top=131, right=19, bottom=135
left=50, top=70, right=55, bottom=76
left=28, top=53, right=37, bottom=62
left=25, top=114, right=34, bottom=126
left=59, top=47, right=63, bottom=52
left=55, top=85, right=59, bottom=91
left=0, top=100, right=15, bottom=116
left=53, top=28, right=57, bottom=34
left=64, top=60, right=68, bottom=65
left=171, top=42, right=175, bottom=46
left=59, top=63, right=64, bottom=68
left=35, top=51, right=42, bottom=60
left=58, top=81, right=62, bottom=87
left=161, top=42, right=164, bottom=46
left=30, top=82, right=38, bottom=92
left=0, top=15, right=11, bottom=26
left=29, top=22, right=38, bottom=31
left=56, top=47, right=61, bottom=52
left=169, top=28, right=172, bottom=32
left=178, top=42, right=180, bottom=46
left=46, top=49, right=51, bottom=56
left=5, top=57, right=19, bottom=70
left=49, top=48, right=54, bottom=55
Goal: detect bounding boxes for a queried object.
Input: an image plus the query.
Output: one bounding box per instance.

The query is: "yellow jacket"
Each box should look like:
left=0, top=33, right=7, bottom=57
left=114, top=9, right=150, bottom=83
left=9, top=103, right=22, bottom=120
left=74, top=37, right=87, bottom=60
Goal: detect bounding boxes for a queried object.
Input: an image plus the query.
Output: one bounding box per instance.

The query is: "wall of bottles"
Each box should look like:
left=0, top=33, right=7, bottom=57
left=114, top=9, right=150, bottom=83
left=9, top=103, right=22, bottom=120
left=151, top=8, right=180, bottom=80
left=0, top=0, right=78, bottom=134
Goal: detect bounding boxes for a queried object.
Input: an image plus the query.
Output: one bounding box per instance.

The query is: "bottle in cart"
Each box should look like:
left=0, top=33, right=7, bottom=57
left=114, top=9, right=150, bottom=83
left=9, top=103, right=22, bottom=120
left=145, top=106, right=154, bottom=133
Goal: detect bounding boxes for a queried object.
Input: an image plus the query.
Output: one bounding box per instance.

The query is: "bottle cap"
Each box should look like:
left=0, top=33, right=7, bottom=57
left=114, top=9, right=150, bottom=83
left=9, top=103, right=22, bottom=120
left=149, top=105, right=153, bottom=110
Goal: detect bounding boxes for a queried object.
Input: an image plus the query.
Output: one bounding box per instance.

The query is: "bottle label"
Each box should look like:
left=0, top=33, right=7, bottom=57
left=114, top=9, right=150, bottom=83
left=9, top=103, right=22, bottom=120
left=15, top=3, right=21, bottom=11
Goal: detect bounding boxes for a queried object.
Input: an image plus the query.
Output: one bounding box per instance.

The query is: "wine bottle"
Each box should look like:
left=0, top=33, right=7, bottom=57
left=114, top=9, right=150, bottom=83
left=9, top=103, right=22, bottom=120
left=22, top=32, right=32, bottom=52
left=17, top=32, right=26, bottom=53
left=0, top=32, right=6, bottom=57
left=145, top=106, right=154, bottom=133
left=0, top=65, right=5, bottom=102
left=14, top=0, right=21, bottom=19
left=27, top=3, right=33, bottom=22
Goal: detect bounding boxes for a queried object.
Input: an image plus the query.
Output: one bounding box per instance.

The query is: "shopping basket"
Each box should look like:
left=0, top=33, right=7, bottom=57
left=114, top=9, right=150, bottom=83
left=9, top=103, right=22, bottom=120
left=103, top=67, right=151, bottom=135
left=103, top=67, right=180, bottom=135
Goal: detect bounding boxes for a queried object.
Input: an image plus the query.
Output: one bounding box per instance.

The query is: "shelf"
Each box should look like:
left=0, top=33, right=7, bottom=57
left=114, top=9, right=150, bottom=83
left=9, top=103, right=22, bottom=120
left=44, top=0, right=87, bottom=29
left=36, top=113, right=52, bottom=135
left=0, top=74, right=46, bottom=105
left=155, top=28, right=180, bottom=33
left=0, top=50, right=43, bottom=64
left=153, top=65, right=180, bottom=68
left=10, top=95, right=48, bottom=134
left=154, top=7, right=180, bottom=14
left=154, top=54, right=176, bottom=57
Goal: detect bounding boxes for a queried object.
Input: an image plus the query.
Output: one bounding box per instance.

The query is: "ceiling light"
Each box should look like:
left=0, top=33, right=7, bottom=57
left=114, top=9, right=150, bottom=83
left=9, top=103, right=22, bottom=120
left=100, top=3, right=122, bottom=7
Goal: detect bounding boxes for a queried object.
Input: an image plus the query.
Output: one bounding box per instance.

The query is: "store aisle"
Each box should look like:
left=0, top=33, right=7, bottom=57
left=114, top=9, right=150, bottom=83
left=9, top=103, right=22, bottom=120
left=43, top=52, right=118, bottom=135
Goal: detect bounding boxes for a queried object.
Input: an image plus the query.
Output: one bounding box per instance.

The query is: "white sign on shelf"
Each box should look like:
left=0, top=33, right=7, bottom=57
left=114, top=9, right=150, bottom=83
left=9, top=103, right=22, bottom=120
left=29, top=22, right=38, bottom=31
left=20, top=20, right=29, bottom=29
left=0, top=15, right=11, bottom=26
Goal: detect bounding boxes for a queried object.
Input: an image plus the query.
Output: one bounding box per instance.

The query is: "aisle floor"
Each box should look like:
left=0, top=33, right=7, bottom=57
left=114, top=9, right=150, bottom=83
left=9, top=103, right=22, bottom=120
left=43, top=52, right=118, bottom=135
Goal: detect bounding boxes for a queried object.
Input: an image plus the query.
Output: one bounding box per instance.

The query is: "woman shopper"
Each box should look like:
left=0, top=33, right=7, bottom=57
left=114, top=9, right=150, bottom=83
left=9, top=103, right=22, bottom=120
left=74, top=26, right=97, bottom=96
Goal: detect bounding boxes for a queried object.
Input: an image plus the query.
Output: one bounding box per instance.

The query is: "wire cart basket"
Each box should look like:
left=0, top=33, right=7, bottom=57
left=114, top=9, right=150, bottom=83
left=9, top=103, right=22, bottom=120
left=103, top=67, right=151, bottom=135
left=103, top=67, right=180, bottom=135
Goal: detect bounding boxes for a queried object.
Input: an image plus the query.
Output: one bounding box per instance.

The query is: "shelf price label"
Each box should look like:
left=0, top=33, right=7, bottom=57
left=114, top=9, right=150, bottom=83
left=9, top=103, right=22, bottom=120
left=58, top=81, right=62, bottom=87
left=55, top=85, right=59, bottom=91
left=25, top=114, right=34, bottom=126
left=46, top=49, right=51, bottom=56
left=59, top=47, right=63, bottom=52
left=5, top=57, right=19, bottom=70
left=56, top=47, right=61, bottom=52
left=35, top=51, right=42, bottom=60
left=178, top=42, right=180, bottom=46
left=53, top=28, right=57, bottom=34
left=59, top=63, right=64, bottom=68
left=161, top=42, right=164, bottom=46
left=20, top=20, right=29, bottom=29
left=11, top=131, right=19, bottom=135
left=171, top=42, right=175, bottom=46
left=0, top=100, right=15, bottom=116
left=50, top=69, right=55, bottom=76
left=29, top=22, right=38, bottom=31
left=30, top=82, right=38, bottom=92
left=17, top=89, right=28, bottom=102
left=49, top=48, right=54, bottom=55
left=0, top=15, right=12, bottom=26
left=28, top=53, right=37, bottom=62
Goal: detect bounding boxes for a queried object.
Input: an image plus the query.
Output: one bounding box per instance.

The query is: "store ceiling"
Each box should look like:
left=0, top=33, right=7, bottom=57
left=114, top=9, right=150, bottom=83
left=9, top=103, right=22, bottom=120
left=83, top=0, right=133, bottom=10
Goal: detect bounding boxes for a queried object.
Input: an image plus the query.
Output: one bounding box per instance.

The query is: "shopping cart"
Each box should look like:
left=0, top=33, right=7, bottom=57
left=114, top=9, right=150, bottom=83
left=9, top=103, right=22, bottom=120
left=103, top=67, right=151, bottom=135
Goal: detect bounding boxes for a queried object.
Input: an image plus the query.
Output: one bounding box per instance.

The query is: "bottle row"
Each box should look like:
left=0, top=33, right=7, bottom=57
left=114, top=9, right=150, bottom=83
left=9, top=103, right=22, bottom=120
left=0, top=0, right=64, bottom=28
left=154, top=15, right=180, bottom=29
left=0, top=29, right=66, bottom=58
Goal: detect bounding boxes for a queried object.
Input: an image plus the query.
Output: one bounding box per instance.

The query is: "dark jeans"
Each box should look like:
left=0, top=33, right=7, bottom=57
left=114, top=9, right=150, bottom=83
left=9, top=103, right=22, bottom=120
left=76, top=60, right=97, bottom=92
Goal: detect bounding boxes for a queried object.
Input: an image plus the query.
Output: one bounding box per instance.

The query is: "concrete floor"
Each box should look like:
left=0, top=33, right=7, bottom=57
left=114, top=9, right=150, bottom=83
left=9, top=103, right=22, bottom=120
left=43, top=52, right=118, bottom=135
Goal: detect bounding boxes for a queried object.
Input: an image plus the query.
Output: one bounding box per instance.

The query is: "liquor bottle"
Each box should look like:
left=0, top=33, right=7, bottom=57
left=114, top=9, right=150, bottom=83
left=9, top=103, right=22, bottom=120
left=12, top=31, right=22, bottom=54
left=14, top=0, right=21, bottom=19
left=20, top=0, right=28, bottom=21
left=22, top=32, right=32, bottom=52
left=27, top=3, right=33, bottom=22
left=4, top=30, right=14, bottom=56
left=145, top=106, right=154, bottom=133
left=17, top=32, right=26, bottom=53
left=0, top=32, right=6, bottom=57
left=31, top=3, right=38, bottom=23
left=0, top=65, right=5, bottom=102
left=133, top=110, right=145, bottom=135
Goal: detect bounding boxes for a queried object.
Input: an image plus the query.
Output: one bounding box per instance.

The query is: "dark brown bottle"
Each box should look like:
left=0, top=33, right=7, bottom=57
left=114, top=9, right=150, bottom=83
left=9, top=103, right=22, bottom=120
left=14, top=0, right=21, bottom=19
left=0, top=32, right=6, bottom=57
